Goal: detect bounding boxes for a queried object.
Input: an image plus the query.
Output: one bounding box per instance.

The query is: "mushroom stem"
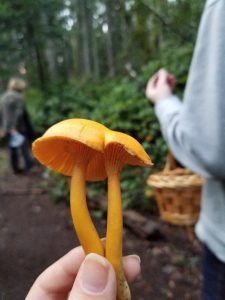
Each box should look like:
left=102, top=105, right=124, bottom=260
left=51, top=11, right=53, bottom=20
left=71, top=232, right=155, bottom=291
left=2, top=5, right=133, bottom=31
left=70, top=163, right=104, bottom=256
left=106, top=170, right=131, bottom=300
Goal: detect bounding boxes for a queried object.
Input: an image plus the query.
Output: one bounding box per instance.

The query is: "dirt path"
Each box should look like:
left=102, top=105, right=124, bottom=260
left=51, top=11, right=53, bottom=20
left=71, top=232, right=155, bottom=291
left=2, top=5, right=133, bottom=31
left=0, top=149, right=202, bottom=300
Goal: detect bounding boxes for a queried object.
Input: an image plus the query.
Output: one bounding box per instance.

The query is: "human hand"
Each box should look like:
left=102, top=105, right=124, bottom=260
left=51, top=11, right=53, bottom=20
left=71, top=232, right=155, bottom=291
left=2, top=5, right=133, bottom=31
left=146, top=68, right=176, bottom=104
left=26, top=246, right=141, bottom=300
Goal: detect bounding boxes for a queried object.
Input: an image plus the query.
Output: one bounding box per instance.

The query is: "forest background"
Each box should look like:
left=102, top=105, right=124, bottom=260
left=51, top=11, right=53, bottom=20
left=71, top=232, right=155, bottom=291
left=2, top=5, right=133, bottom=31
left=0, top=0, right=204, bottom=208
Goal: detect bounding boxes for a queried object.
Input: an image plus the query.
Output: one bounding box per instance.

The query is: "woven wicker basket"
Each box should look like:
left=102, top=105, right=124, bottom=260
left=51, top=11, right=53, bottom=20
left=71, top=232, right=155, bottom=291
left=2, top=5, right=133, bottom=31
left=147, top=153, right=203, bottom=226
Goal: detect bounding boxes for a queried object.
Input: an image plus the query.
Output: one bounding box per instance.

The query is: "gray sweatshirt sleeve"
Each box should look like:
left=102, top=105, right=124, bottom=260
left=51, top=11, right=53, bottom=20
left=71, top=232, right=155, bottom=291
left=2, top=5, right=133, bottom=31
left=155, top=93, right=225, bottom=180
left=154, top=0, right=225, bottom=180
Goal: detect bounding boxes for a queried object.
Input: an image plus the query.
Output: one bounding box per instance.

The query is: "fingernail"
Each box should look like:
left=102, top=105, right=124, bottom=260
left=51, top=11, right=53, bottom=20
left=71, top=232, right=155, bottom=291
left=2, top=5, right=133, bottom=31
left=128, top=255, right=141, bottom=264
left=80, top=253, right=109, bottom=294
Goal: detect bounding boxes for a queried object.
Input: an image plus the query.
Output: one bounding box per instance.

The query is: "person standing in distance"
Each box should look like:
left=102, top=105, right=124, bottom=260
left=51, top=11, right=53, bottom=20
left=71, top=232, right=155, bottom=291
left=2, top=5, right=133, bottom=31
left=0, top=78, right=35, bottom=174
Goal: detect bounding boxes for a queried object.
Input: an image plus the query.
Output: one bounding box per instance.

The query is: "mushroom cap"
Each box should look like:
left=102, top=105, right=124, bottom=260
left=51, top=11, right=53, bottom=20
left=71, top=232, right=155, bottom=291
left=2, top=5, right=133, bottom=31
left=104, top=130, right=153, bottom=167
left=32, top=118, right=152, bottom=181
left=32, top=119, right=108, bottom=181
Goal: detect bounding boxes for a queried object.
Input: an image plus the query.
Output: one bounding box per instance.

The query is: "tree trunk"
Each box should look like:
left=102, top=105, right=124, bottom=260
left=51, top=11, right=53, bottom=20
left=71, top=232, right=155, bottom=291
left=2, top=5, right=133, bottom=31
left=105, top=0, right=116, bottom=77
left=76, top=0, right=92, bottom=76
left=92, top=32, right=100, bottom=80
left=45, top=38, right=58, bottom=82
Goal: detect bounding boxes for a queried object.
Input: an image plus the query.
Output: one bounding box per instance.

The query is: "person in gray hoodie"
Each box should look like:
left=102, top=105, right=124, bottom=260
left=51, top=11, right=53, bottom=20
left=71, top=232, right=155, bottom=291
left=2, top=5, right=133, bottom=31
left=146, top=0, right=225, bottom=299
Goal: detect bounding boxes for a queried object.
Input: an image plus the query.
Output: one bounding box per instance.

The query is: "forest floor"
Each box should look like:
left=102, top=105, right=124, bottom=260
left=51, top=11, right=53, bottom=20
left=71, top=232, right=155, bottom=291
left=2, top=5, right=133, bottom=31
left=0, top=149, right=202, bottom=300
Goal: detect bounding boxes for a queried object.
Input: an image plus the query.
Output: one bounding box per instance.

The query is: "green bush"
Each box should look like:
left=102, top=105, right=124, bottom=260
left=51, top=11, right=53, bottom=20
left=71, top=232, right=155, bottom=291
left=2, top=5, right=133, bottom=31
left=26, top=88, right=46, bottom=133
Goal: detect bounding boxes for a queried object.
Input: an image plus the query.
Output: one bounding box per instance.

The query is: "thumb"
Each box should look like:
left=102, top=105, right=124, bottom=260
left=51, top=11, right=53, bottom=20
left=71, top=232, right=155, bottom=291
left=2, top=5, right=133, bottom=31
left=157, top=69, right=169, bottom=84
left=69, top=253, right=117, bottom=300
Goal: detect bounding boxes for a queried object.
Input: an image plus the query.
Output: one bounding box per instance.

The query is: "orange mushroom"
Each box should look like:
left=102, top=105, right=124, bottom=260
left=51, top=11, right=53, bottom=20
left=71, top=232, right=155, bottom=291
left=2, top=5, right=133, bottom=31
left=104, top=130, right=152, bottom=300
left=32, top=119, right=108, bottom=255
left=32, top=118, right=153, bottom=300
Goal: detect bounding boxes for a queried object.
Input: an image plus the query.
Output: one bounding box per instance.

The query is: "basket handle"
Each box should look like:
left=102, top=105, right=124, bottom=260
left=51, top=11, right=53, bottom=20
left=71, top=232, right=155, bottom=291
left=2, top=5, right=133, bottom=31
left=163, top=151, right=177, bottom=172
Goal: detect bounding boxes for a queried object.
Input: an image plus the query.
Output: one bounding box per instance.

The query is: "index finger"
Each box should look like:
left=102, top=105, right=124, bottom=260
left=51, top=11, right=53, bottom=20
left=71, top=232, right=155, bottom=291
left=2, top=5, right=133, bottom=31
left=147, top=73, right=158, bottom=88
left=145, top=73, right=158, bottom=98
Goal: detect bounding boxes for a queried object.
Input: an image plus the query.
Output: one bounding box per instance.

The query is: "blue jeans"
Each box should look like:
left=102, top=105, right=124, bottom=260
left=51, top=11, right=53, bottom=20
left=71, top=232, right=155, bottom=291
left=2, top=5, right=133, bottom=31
left=9, top=135, right=33, bottom=173
left=202, top=244, right=225, bottom=300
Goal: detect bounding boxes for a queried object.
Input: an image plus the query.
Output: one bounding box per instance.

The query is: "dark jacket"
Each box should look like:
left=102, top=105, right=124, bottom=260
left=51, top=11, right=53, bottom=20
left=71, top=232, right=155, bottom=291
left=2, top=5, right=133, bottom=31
left=0, top=90, right=35, bottom=140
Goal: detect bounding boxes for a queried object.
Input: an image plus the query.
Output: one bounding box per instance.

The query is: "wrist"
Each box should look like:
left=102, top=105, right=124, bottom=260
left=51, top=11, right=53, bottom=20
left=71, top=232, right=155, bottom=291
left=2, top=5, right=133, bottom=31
left=150, top=93, right=172, bottom=105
